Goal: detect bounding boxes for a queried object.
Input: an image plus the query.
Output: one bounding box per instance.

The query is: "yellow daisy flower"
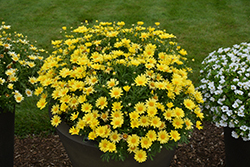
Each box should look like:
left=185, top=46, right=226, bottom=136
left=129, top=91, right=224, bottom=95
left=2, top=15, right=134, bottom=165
left=99, top=139, right=109, bottom=153
left=134, top=102, right=146, bottom=114
left=88, top=131, right=96, bottom=140
left=89, top=118, right=100, bottom=129
left=69, top=126, right=80, bottom=135
left=111, top=117, right=124, bottom=129
left=146, top=130, right=157, bottom=142
left=76, top=118, right=85, bottom=130
left=111, top=110, right=123, bottom=119
left=60, top=103, right=68, bottom=112
left=173, top=107, right=185, bottom=118
left=184, top=99, right=196, bottom=111
left=51, top=115, right=61, bottom=127
left=151, top=116, right=162, bottom=128
left=51, top=104, right=60, bottom=115
left=184, top=118, right=193, bottom=130
left=83, top=113, right=94, bottom=124
left=96, top=96, right=108, bottom=109
left=170, top=130, right=181, bottom=142
left=196, top=121, right=203, bottom=130
left=109, top=87, right=123, bottom=99
left=70, top=112, right=79, bottom=121
left=109, top=131, right=121, bottom=143
left=163, top=109, right=173, bottom=121
left=107, top=142, right=116, bottom=152
left=127, top=134, right=140, bottom=147
left=147, top=107, right=158, bottom=117
left=194, top=107, right=204, bottom=120
left=112, top=101, right=123, bottom=111
left=37, top=98, right=47, bottom=109
left=172, top=118, right=184, bottom=129
left=134, top=74, right=148, bottom=86
left=81, top=103, right=92, bottom=112
left=107, top=78, right=119, bottom=88
left=134, top=149, right=147, bottom=163
left=129, top=111, right=140, bottom=120
left=127, top=146, right=138, bottom=153
left=146, top=98, right=157, bottom=108
left=140, top=137, right=152, bottom=149
left=130, top=119, right=140, bottom=128
left=96, top=126, right=108, bottom=138
left=157, top=130, right=169, bottom=144
left=140, top=115, right=150, bottom=127
left=101, top=111, right=109, bottom=122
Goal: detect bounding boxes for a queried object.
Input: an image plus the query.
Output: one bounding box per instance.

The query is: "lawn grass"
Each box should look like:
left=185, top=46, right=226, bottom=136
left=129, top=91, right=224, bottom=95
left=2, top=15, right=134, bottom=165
left=1, top=0, right=249, bottom=136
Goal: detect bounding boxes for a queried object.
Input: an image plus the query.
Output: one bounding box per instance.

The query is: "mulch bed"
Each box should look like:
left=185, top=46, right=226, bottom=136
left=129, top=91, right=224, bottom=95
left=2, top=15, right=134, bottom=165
left=14, top=122, right=225, bottom=167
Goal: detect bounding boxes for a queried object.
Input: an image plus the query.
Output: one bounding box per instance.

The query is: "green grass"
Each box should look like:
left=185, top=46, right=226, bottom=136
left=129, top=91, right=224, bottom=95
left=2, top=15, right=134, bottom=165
left=14, top=97, right=55, bottom=137
left=1, top=0, right=249, bottom=136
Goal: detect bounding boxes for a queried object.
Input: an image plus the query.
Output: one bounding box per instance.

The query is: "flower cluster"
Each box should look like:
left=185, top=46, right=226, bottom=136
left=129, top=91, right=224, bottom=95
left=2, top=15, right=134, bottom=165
left=0, top=22, right=45, bottom=111
left=198, top=42, right=250, bottom=141
left=36, top=21, right=203, bottom=163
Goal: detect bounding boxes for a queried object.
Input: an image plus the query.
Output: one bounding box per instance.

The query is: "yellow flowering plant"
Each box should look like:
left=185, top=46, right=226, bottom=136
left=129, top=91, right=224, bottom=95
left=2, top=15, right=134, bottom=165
left=36, top=21, right=204, bottom=163
left=0, top=22, right=45, bottom=112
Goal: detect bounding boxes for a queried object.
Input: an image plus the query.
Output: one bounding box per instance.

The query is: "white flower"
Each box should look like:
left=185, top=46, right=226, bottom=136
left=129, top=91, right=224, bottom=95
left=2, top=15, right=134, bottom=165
left=201, top=78, right=208, bottom=83
left=233, top=44, right=240, bottom=48
left=200, top=42, right=250, bottom=141
left=229, top=121, right=235, bottom=128
left=226, top=110, right=233, bottom=116
left=231, top=131, right=239, bottom=139
left=237, top=82, right=243, bottom=87
left=234, top=90, right=244, bottom=95
left=199, top=84, right=207, bottom=89
left=239, top=105, right=245, bottom=111
left=237, top=110, right=245, bottom=117
left=240, top=125, right=248, bottom=131
left=235, top=99, right=243, bottom=104
left=231, top=85, right=237, bottom=90
left=217, top=98, right=224, bottom=105
left=233, top=78, right=239, bottom=82
left=242, top=137, right=250, bottom=141
left=232, top=102, right=239, bottom=109
left=0, top=78, right=5, bottom=85
left=25, top=89, right=33, bottom=97
left=214, top=90, right=222, bottom=95
left=210, top=97, right=215, bottom=102
left=221, top=106, right=229, bottom=112
left=204, top=93, right=210, bottom=98
left=219, top=120, right=227, bottom=127
left=234, top=119, right=239, bottom=124
left=221, top=114, right=228, bottom=121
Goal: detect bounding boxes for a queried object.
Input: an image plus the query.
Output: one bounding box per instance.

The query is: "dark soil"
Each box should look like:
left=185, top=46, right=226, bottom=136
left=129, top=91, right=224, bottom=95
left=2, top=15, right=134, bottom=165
left=14, top=122, right=225, bottom=167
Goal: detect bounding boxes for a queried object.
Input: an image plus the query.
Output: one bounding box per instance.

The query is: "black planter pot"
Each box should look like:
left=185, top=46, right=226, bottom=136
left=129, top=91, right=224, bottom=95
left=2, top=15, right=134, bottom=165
left=224, top=127, right=250, bottom=167
left=55, top=118, right=176, bottom=167
left=0, top=108, right=15, bottom=167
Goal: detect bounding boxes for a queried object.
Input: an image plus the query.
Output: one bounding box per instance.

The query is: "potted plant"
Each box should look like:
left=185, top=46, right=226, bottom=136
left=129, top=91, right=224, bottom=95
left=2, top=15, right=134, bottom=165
left=36, top=21, right=204, bottom=166
left=0, top=22, right=45, bottom=166
left=198, top=42, right=250, bottom=167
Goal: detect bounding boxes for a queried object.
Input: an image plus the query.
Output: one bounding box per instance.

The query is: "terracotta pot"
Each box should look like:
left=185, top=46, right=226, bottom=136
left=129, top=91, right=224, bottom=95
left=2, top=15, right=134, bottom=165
left=224, top=127, right=250, bottom=167
left=53, top=114, right=176, bottom=167
left=0, top=107, right=15, bottom=167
